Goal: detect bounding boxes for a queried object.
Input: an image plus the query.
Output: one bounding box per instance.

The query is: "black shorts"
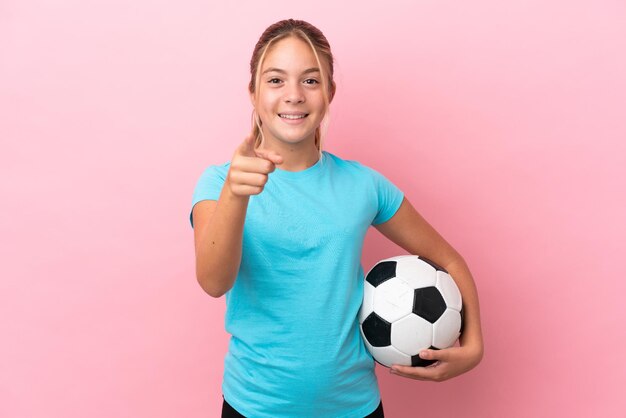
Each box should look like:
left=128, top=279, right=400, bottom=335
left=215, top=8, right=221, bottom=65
left=221, top=395, right=385, bottom=418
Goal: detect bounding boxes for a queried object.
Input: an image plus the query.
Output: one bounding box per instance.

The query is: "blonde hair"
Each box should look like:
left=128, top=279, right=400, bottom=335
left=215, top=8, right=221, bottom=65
left=248, top=19, right=335, bottom=163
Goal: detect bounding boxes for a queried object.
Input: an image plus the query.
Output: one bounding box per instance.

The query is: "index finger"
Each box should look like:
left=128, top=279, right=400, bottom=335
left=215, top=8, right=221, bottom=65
left=236, top=131, right=257, bottom=156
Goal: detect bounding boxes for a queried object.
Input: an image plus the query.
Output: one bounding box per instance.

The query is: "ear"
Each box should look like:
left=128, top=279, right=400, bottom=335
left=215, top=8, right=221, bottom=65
left=249, top=90, right=255, bottom=107
left=329, top=81, right=336, bottom=104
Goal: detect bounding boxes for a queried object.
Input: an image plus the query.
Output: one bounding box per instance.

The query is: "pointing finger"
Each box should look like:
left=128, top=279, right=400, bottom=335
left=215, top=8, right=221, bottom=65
left=238, top=132, right=257, bottom=156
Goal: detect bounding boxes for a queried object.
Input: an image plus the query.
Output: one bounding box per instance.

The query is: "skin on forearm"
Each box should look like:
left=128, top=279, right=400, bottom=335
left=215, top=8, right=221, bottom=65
left=195, top=181, right=249, bottom=297
left=444, top=258, right=484, bottom=354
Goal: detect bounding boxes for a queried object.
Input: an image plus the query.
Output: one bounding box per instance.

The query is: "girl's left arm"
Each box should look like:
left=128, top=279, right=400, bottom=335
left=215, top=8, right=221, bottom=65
left=374, top=196, right=484, bottom=382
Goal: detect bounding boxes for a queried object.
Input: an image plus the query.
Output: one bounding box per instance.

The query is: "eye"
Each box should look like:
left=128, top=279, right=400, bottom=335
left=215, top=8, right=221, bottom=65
left=268, top=78, right=282, bottom=84
left=304, top=79, right=319, bottom=85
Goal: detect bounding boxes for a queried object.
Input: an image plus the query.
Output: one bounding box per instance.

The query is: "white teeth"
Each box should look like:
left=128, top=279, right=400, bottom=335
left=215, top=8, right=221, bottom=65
left=279, top=114, right=307, bottom=119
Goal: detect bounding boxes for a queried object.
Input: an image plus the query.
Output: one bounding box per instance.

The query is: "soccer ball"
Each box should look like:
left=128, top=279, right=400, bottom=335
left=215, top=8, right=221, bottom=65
left=358, top=255, right=464, bottom=368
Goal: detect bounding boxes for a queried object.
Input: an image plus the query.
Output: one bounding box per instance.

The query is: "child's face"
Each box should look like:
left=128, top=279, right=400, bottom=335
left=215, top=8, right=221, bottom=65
left=251, top=36, right=328, bottom=149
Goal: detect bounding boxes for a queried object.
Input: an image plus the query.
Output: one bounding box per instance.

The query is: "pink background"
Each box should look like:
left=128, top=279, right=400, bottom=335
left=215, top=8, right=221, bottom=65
left=1, top=1, right=625, bottom=417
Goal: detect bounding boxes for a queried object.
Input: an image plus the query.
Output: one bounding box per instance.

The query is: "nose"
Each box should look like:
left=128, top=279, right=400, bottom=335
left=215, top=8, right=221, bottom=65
left=283, top=83, right=305, bottom=104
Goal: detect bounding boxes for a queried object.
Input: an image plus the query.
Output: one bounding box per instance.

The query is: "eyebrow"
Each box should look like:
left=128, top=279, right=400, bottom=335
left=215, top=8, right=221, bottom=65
left=261, top=67, right=321, bottom=75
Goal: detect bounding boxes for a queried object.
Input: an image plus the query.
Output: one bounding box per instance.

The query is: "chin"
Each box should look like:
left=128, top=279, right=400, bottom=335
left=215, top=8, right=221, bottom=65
left=280, top=137, right=311, bottom=145
left=272, top=130, right=315, bottom=144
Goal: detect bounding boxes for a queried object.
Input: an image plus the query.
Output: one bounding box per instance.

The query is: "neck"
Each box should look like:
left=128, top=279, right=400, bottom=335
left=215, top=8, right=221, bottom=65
left=258, top=135, right=320, bottom=172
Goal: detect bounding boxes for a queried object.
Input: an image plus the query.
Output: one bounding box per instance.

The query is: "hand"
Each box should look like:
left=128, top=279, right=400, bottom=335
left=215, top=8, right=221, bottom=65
left=389, top=344, right=483, bottom=382
left=226, top=132, right=283, bottom=197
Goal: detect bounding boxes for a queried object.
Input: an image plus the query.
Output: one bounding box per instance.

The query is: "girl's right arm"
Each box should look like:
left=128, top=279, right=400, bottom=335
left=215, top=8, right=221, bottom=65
left=193, top=133, right=283, bottom=298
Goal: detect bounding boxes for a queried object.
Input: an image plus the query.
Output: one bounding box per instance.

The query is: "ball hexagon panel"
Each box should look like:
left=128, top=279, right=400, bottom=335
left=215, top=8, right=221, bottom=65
left=432, top=309, right=462, bottom=348
left=390, top=314, right=433, bottom=356
left=412, top=286, right=447, bottom=323
left=373, top=277, right=414, bottom=323
left=359, top=280, right=376, bottom=324
left=436, top=271, right=462, bottom=312
left=395, top=256, right=437, bottom=289
left=362, top=334, right=412, bottom=368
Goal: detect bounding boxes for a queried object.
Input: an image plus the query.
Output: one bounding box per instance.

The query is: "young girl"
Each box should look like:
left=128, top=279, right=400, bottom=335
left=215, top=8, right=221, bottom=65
left=190, top=18, right=484, bottom=418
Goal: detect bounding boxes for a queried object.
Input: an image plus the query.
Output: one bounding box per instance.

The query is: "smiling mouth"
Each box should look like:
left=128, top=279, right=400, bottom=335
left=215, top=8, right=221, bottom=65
left=278, top=114, right=309, bottom=119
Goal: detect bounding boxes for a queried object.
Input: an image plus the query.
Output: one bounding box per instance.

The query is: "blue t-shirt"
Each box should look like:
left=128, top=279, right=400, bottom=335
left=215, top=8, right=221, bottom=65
left=190, top=150, right=404, bottom=417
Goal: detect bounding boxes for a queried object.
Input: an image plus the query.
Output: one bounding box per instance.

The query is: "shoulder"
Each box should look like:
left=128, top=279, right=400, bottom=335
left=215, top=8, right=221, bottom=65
left=323, top=151, right=374, bottom=174
left=324, top=151, right=385, bottom=183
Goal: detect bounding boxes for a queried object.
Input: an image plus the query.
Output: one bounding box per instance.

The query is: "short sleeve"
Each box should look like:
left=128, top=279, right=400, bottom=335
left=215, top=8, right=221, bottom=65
left=189, top=163, right=229, bottom=229
left=369, top=166, right=405, bottom=226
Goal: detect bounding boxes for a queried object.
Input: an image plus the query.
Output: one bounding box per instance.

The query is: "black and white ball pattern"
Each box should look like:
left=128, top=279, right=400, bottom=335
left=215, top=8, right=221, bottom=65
left=359, top=255, right=464, bottom=368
